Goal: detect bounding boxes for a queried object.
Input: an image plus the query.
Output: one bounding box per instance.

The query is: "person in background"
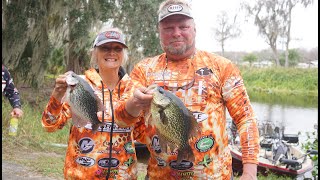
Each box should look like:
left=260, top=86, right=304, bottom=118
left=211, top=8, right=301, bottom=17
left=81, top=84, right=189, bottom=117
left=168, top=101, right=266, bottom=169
left=41, top=27, right=143, bottom=179
left=123, top=0, right=260, bottom=179
left=2, top=64, right=23, bottom=118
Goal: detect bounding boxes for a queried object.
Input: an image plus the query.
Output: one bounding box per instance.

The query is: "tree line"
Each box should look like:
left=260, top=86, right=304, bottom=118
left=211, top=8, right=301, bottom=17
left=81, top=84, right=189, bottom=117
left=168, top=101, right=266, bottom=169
left=2, top=0, right=163, bottom=88
left=2, top=0, right=316, bottom=89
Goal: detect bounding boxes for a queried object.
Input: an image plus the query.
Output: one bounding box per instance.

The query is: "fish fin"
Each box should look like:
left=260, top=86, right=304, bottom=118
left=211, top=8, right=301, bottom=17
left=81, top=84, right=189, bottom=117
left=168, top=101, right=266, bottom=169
left=177, top=145, right=195, bottom=164
left=157, top=131, right=169, bottom=154
left=188, top=111, right=200, bottom=138
left=167, top=143, right=177, bottom=154
left=91, top=122, right=105, bottom=134
left=71, top=111, right=89, bottom=128
left=144, top=109, right=151, bottom=126
left=61, top=94, right=67, bottom=103
left=159, top=109, right=168, bottom=125
left=93, top=92, right=105, bottom=112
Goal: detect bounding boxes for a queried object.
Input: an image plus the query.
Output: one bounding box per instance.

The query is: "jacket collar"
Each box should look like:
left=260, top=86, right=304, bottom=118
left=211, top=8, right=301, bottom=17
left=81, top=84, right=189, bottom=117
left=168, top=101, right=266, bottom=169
left=84, top=67, right=128, bottom=89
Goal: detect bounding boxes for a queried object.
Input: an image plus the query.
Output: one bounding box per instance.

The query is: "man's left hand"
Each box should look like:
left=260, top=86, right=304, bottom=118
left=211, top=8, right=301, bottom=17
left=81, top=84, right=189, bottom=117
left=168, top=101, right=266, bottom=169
left=239, top=163, right=257, bottom=180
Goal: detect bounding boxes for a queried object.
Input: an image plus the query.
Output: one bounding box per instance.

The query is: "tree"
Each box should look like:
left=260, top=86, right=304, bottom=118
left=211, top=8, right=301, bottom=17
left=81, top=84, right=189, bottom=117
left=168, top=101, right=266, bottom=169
left=242, top=53, right=258, bottom=66
left=242, top=0, right=284, bottom=66
left=2, top=0, right=162, bottom=88
left=113, top=0, right=163, bottom=73
left=279, top=49, right=301, bottom=67
left=281, top=0, right=313, bottom=67
left=2, top=0, right=52, bottom=87
left=242, top=0, right=313, bottom=67
left=213, top=11, right=241, bottom=56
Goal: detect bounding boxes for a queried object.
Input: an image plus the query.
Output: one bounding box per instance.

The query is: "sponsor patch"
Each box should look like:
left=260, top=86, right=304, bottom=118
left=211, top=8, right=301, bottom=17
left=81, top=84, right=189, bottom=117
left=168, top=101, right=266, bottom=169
left=196, top=67, right=213, bottom=76
left=124, top=156, right=135, bottom=167
left=151, top=135, right=161, bottom=153
left=167, top=4, right=183, bottom=12
left=78, top=137, right=94, bottom=154
left=195, top=135, right=215, bottom=152
left=169, top=160, right=193, bottom=170
left=124, top=142, right=135, bottom=154
left=98, top=158, right=120, bottom=168
left=198, top=154, right=213, bottom=167
left=192, top=111, right=208, bottom=123
left=105, top=31, right=120, bottom=39
left=84, top=123, right=133, bottom=133
left=156, top=157, right=166, bottom=167
left=76, top=156, right=95, bottom=167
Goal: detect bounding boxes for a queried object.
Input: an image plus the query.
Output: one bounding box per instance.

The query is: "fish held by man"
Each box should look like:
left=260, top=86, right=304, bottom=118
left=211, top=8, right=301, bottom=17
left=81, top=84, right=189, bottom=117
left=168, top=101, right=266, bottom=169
left=64, top=72, right=105, bottom=133
left=146, top=84, right=200, bottom=164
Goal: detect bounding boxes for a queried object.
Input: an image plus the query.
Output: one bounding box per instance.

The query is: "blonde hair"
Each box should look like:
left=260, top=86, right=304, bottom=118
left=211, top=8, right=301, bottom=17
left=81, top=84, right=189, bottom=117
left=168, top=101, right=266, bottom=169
left=89, top=27, right=129, bottom=69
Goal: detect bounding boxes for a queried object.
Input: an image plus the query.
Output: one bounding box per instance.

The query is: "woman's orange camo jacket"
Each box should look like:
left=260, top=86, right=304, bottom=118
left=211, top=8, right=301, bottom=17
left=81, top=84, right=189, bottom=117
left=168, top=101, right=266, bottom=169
left=131, top=50, right=260, bottom=180
left=41, top=68, right=141, bottom=180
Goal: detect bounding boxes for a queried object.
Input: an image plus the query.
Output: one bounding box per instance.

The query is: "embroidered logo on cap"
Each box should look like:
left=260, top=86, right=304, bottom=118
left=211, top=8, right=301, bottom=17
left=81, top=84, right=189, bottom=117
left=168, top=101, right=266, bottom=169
left=105, top=31, right=120, bottom=40
left=167, top=4, right=183, bottom=12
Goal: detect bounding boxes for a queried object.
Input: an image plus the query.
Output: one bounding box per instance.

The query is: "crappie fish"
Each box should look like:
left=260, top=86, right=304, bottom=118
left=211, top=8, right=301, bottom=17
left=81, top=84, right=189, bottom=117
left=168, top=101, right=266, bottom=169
left=65, top=72, right=105, bottom=133
left=146, top=84, right=200, bottom=164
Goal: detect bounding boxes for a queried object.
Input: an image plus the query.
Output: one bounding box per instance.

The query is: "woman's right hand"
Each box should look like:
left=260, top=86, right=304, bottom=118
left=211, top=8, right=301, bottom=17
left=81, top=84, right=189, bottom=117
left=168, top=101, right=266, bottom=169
left=51, top=72, right=71, bottom=102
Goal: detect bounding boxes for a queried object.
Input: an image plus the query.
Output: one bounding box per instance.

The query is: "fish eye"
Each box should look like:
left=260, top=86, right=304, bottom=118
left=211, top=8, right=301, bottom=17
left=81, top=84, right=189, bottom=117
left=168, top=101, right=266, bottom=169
left=159, top=88, right=165, bottom=94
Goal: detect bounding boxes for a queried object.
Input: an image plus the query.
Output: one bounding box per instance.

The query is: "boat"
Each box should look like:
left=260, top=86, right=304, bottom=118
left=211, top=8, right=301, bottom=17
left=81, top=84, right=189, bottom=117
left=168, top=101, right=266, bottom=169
left=228, top=121, right=317, bottom=178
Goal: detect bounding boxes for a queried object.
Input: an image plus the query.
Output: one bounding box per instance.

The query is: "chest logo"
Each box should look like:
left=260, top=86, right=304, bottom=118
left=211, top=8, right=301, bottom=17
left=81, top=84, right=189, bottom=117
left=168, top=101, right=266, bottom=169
left=195, top=136, right=215, bottom=152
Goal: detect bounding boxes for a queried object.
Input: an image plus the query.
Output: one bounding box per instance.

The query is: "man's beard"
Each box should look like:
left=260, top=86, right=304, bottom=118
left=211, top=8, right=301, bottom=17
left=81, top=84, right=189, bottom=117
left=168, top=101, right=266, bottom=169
left=161, top=41, right=194, bottom=56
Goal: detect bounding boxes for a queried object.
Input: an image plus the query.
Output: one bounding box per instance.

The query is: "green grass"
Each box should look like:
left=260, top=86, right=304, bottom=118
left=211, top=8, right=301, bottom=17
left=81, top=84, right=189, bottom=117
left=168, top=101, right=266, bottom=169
left=2, top=96, right=67, bottom=179
left=240, top=67, right=318, bottom=97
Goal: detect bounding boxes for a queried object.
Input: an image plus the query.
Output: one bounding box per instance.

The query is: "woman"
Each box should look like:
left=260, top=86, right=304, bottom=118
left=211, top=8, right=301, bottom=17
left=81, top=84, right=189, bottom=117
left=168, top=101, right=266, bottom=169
left=41, top=27, right=142, bottom=179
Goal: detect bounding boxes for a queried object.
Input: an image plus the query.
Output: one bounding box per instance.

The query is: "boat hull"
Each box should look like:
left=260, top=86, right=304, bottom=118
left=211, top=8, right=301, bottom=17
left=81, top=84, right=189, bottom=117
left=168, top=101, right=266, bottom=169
left=229, top=144, right=314, bottom=178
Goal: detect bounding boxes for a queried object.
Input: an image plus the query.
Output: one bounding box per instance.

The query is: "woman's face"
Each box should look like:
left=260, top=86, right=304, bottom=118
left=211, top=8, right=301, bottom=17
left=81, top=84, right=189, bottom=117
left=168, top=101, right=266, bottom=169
left=94, top=42, right=125, bottom=69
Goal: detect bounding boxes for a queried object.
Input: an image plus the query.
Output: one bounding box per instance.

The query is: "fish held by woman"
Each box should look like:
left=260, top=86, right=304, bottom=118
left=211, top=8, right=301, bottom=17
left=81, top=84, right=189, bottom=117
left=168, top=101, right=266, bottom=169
left=64, top=72, right=105, bottom=133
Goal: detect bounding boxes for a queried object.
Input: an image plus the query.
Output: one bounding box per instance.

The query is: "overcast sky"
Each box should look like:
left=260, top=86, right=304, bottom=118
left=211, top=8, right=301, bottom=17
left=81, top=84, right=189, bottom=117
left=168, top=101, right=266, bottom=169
left=191, top=0, right=318, bottom=52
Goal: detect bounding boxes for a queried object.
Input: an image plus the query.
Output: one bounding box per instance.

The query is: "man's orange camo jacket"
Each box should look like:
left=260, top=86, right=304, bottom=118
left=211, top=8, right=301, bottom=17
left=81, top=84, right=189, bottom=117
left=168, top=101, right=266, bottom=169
left=131, top=50, right=260, bottom=180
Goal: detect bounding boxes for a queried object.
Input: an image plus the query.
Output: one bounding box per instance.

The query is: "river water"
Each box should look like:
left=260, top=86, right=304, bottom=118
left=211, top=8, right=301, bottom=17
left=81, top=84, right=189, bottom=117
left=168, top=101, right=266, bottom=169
left=248, top=92, right=318, bottom=143
left=250, top=102, right=318, bottom=142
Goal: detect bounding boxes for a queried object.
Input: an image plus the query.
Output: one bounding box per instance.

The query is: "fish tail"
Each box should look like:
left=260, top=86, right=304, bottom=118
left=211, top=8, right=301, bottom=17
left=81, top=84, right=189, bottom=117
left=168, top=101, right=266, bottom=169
left=177, top=145, right=195, bottom=164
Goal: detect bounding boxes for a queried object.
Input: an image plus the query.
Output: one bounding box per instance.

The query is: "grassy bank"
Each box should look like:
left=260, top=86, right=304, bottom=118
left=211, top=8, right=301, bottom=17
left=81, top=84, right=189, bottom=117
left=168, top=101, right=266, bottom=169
left=240, top=67, right=318, bottom=97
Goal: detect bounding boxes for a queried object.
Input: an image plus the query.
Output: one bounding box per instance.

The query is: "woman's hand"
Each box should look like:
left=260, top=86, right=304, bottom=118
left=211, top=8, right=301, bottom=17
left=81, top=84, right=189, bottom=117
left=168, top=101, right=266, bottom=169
left=51, top=71, right=72, bottom=102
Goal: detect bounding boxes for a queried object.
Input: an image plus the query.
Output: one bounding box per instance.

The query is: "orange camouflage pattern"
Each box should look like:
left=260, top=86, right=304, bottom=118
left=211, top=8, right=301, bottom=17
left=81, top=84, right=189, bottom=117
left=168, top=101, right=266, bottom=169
left=131, top=50, right=260, bottom=180
left=41, top=68, right=141, bottom=180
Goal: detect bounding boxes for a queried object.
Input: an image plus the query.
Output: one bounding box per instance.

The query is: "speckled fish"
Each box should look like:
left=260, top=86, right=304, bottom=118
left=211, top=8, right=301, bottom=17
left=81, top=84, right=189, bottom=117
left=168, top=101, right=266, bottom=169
left=65, top=72, right=105, bottom=133
left=146, top=84, right=200, bottom=164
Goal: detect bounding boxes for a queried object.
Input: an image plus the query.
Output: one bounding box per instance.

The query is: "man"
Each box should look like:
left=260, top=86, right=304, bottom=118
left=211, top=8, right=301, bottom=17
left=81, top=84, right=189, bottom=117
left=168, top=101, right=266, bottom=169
left=2, top=64, right=23, bottom=118
left=124, top=0, right=260, bottom=179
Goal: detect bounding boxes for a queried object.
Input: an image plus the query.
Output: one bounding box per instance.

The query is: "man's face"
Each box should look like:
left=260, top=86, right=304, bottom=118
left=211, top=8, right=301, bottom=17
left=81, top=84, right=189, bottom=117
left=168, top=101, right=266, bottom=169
left=159, top=15, right=196, bottom=57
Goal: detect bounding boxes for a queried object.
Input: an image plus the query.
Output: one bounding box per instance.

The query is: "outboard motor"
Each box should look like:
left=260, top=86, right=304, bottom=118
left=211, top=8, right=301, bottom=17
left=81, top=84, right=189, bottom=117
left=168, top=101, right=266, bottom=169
left=279, top=158, right=302, bottom=170
left=272, top=140, right=288, bottom=163
left=307, top=149, right=318, bottom=155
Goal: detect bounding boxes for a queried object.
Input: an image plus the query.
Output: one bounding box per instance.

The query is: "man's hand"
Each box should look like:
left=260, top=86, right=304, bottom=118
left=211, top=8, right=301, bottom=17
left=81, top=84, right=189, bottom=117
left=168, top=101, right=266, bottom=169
left=125, top=87, right=153, bottom=117
left=239, top=163, right=257, bottom=180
